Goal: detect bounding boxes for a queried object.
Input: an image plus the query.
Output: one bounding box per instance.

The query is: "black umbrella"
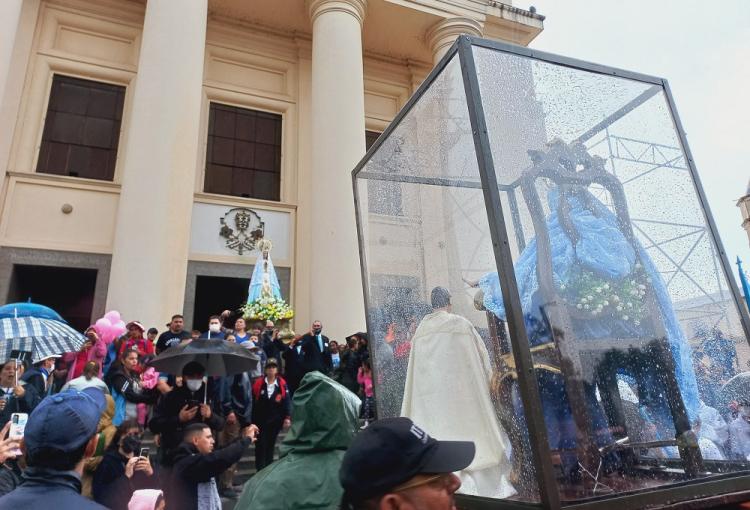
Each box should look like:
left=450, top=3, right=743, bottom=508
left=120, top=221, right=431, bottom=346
left=345, top=332, right=368, bottom=342
left=149, top=339, right=260, bottom=377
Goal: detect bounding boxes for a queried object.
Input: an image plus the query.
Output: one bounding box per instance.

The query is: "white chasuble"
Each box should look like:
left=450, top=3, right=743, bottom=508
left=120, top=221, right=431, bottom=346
left=401, top=310, right=516, bottom=498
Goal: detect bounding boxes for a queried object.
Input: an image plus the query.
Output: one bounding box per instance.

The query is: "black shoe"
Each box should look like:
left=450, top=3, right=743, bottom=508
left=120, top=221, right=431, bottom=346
left=220, top=487, right=239, bottom=499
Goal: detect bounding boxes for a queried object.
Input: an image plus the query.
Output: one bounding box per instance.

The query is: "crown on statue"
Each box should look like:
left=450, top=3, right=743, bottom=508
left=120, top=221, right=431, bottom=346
left=257, top=238, right=273, bottom=254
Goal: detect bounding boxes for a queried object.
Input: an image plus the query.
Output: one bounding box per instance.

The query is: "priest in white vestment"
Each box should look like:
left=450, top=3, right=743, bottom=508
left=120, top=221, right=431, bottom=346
left=401, top=287, right=516, bottom=498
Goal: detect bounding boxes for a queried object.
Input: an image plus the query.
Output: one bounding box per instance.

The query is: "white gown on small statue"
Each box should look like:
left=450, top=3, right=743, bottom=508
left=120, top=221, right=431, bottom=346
left=401, top=310, right=516, bottom=498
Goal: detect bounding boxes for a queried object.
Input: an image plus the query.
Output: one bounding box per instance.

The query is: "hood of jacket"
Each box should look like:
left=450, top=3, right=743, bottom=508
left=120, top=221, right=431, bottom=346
left=168, top=441, right=199, bottom=466
left=279, top=371, right=360, bottom=456
left=127, top=489, right=163, bottom=510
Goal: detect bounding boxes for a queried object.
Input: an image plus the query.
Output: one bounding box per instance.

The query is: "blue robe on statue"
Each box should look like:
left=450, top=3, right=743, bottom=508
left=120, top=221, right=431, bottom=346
left=247, top=253, right=282, bottom=303
left=479, top=188, right=700, bottom=461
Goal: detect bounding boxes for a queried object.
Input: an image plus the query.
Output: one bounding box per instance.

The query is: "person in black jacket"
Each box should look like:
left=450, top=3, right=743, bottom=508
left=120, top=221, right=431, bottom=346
left=250, top=358, right=291, bottom=471
left=338, top=336, right=362, bottom=394
left=92, top=434, right=158, bottom=510
left=149, top=362, right=225, bottom=466
left=106, top=349, right=158, bottom=424
left=168, top=422, right=258, bottom=510
left=19, top=355, right=57, bottom=398
left=216, top=370, right=253, bottom=498
left=260, top=326, right=286, bottom=370
left=0, top=359, right=41, bottom=425
left=299, top=320, right=333, bottom=376
left=281, top=337, right=305, bottom=394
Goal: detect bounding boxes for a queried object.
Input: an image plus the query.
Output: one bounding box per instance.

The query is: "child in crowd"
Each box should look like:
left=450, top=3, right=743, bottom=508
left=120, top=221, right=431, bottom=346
left=128, top=489, right=165, bottom=510
left=357, top=360, right=375, bottom=428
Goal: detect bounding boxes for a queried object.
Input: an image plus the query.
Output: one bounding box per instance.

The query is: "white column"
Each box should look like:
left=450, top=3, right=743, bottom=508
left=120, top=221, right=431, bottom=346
left=0, top=0, right=23, bottom=106
left=427, top=17, right=483, bottom=66
left=107, top=0, right=207, bottom=328
left=0, top=0, right=39, bottom=181
left=308, top=0, right=367, bottom=340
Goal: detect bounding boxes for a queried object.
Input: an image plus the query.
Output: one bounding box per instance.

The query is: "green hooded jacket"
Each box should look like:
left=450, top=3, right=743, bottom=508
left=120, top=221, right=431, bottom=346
left=236, top=371, right=361, bottom=509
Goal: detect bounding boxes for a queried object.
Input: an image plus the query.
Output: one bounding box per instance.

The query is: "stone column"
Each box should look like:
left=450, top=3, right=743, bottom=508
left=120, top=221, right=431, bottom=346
left=307, top=0, right=367, bottom=339
left=107, top=0, right=207, bottom=328
left=0, top=0, right=39, bottom=189
left=0, top=0, right=23, bottom=106
left=427, top=17, right=483, bottom=65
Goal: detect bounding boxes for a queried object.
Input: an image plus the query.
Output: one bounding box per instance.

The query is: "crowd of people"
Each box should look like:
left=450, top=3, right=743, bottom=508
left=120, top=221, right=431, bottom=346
left=0, top=310, right=380, bottom=510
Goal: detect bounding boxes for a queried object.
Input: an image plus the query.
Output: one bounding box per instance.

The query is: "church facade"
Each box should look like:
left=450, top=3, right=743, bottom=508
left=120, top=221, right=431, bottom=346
left=0, top=0, right=543, bottom=336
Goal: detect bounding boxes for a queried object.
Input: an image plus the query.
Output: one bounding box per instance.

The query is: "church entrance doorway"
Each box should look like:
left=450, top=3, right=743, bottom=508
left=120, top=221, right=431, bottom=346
left=7, top=264, right=97, bottom=332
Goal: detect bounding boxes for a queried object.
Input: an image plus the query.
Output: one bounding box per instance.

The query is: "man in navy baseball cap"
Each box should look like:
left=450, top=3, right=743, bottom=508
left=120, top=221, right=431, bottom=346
left=339, top=417, right=475, bottom=510
left=0, top=387, right=108, bottom=509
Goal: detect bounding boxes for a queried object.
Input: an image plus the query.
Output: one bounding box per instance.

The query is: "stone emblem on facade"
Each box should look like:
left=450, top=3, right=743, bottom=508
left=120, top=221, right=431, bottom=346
left=219, top=207, right=265, bottom=255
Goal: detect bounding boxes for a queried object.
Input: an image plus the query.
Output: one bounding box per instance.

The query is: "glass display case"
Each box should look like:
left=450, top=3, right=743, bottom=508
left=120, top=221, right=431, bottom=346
left=352, top=36, right=750, bottom=509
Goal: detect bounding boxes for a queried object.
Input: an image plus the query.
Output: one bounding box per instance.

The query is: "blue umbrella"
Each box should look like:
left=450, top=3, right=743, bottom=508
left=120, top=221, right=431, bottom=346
left=0, top=316, right=85, bottom=363
left=0, top=302, right=65, bottom=322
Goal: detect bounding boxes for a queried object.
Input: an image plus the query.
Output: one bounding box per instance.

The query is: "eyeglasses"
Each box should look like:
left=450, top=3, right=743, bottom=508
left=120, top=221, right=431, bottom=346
left=392, top=473, right=450, bottom=492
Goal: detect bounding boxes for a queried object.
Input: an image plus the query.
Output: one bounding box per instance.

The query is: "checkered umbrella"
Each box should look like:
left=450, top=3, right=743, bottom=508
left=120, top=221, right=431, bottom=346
left=0, top=316, right=86, bottom=363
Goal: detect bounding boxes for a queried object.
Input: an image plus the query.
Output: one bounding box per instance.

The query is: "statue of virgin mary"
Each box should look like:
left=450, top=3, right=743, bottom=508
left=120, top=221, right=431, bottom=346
left=248, top=238, right=282, bottom=303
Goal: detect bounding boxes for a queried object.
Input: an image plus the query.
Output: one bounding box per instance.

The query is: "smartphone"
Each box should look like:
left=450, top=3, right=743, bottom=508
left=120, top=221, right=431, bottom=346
left=139, top=447, right=150, bottom=459
left=9, top=413, right=27, bottom=457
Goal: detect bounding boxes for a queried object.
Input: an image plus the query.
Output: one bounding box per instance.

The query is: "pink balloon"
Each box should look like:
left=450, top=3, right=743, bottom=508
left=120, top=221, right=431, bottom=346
left=113, top=320, right=126, bottom=331
left=95, top=318, right=111, bottom=333
left=104, top=310, right=121, bottom=323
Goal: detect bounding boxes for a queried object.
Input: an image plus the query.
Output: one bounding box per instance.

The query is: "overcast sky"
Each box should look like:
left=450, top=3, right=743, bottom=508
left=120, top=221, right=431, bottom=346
left=526, top=0, right=750, bottom=283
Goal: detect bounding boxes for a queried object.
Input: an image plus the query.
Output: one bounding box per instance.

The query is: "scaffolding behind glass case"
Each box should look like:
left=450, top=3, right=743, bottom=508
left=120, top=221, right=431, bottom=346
left=352, top=37, right=750, bottom=509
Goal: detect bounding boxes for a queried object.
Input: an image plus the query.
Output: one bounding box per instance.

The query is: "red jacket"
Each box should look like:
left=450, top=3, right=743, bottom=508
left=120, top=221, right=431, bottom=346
left=252, top=375, right=289, bottom=401
left=118, top=337, right=155, bottom=357
left=251, top=376, right=292, bottom=423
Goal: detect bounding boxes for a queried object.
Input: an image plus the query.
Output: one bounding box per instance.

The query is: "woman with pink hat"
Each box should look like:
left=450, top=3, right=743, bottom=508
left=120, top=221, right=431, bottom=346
left=62, top=326, right=107, bottom=381
left=118, top=322, right=155, bottom=374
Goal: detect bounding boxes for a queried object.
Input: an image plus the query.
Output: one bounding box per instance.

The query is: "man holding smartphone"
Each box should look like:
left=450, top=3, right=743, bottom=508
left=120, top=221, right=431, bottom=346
left=149, top=362, right=225, bottom=466
left=0, top=387, right=108, bottom=509
left=169, top=422, right=258, bottom=510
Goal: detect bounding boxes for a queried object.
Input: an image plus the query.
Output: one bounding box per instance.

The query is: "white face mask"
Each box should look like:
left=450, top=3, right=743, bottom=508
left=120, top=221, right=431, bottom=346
left=186, top=379, right=203, bottom=392
left=208, top=324, right=221, bottom=333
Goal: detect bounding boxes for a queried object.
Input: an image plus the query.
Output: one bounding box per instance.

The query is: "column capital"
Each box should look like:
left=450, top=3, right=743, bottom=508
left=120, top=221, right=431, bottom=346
left=308, top=0, right=367, bottom=26
left=427, top=16, right=483, bottom=64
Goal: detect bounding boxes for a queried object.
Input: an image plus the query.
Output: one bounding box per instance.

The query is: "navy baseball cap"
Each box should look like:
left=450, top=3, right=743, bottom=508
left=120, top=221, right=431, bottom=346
left=24, top=387, right=106, bottom=453
left=340, top=417, right=475, bottom=501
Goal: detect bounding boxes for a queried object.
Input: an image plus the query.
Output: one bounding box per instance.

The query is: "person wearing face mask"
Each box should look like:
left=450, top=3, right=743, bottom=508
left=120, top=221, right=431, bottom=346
left=149, top=362, right=225, bottom=467
left=92, top=433, right=157, bottom=510
left=200, top=316, right=225, bottom=340
left=21, top=354, right=60, bottom=397
left=299, top=320, right=332, bottom=377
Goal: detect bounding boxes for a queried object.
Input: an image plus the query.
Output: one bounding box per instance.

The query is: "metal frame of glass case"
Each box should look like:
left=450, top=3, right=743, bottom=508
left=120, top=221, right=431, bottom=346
left=351, top=36, right=750, bottom=509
